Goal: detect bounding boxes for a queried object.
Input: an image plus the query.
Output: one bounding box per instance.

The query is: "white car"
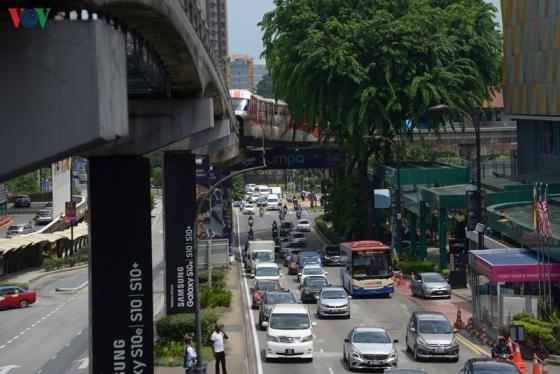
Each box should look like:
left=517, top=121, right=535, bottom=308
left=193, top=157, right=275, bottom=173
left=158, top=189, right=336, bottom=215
left=299, top=265, right=328, bottom=284
left=243, top=204, right=256, bottom=215
left=288, top=231, right=307, bottom=245
left=263, top=303, right=317, bottom=361
left=254, top=263, right=282, bottom=281
left=296, top=219, right=311, bottom=232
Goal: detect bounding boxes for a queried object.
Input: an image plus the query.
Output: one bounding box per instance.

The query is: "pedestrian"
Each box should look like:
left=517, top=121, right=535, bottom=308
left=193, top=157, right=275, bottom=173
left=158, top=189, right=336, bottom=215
left=183, top=336, right=197, bottom=374
left=211, top=324, right=229, bottom=374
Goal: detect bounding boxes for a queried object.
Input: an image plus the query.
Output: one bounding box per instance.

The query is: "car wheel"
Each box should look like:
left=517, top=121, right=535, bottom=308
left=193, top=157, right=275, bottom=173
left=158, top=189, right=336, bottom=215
left=317, top=311, right=322, bottom=319
left=343, top=348, right=347, bottom=362
left=406, top=337, right=411, bottom=353
left=413, top=345, right=420, bottom=361
left=19, top=299, right=29, bottom=308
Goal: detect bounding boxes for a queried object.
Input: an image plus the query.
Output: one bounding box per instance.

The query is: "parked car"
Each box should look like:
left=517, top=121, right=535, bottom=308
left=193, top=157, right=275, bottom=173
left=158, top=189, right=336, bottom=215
left=263, top=303, right=317, bottom=361
left=300, top=275, right=329, bottom=303
left=343, top=327, right=398, bottom=370
left=321, top=244, right=342, bottom=266
left=296, top=219, right=311, bottom=232
left=0, top=286, right=37, bottom=309
left=258, top=291, right=296, bottom=330
left=288, top=231, right=307, bottom=245
left=405, top=311, right=459, bottom=361
left=279, top=221, right=294, bottom=237
left=299, top=264, right=327, bottom=284
left=5, top=224, right=33, bottom=238
left=254, top=263, right=282, bottom=282
left=411, top=272, right=452, bottom=299
left=317, top=286, right=350, bottom=318
left=35, top=208, right=53, bottom=225
left=250, top=280, right=283, bottom=309
left=243, top=203, right=256, bottom=215
left=14, top=195, right=31, bottom=208
left=460, top=358, right=521, bottom=373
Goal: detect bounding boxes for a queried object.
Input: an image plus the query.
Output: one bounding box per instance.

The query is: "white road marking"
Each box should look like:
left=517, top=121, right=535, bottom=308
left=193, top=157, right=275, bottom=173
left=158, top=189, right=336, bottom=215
left=237, top=210, right=264, bottom=374
left=151, top=212, right=159, bottom=230
left=0, top=365, right=22, bottom=374
left=320, top=348, right=324, bottom=353
left=328, top=368, right=334, bottom=374
left=76, top=357, right=89, bottom=369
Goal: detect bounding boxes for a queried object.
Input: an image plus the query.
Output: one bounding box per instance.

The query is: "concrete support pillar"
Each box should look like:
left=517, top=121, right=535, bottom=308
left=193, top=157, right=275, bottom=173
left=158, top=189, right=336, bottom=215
left=438, top=208, right=448, bottom=270
left=418, top=202, right=427, bottom=261
left=409, top=211, right=417, bottom=258
left=89, top=156, right=154, bottom=373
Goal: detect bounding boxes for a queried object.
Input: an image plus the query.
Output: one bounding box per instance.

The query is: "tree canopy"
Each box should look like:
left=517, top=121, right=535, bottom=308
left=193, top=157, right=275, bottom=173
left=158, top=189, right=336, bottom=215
left=256, top=73, right=274, bottom=98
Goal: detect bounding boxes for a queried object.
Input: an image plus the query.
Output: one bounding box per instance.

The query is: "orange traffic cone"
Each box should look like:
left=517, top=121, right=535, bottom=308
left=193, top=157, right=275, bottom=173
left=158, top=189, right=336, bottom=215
left=454, top=307, right=464, bottom=329
left=512, top=342, right=527, bottom=373
left=532, top=354, right=541, bottom=374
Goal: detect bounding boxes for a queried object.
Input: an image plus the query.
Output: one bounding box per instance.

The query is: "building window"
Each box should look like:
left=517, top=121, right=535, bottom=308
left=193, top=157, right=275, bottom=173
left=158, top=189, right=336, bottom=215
left=483, top=109, right=493, bottom=123
left=495, top=110, right=502, bottom=123
left=538, top=123, right=557, bottom=155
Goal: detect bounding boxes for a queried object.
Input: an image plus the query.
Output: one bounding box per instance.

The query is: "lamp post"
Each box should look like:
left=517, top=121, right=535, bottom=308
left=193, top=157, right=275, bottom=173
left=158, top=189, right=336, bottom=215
left=428, top=104, right=484, bottom=249
left=363, top=135, right=402, bottom=254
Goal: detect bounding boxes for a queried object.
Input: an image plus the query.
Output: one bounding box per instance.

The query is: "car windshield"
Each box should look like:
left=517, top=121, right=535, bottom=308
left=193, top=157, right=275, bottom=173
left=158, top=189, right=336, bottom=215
left=257, top=282, right=280, bottom=291
left=325, top=246, right=339, bottom=256
left=256, top=267, right=278, bottom=277
left=418, top=319, right=453, bottom=334
left=305, top=278, right=327, bottom=287
left=422, top=274, right=445, bottom=283
left=266, top=293, right=295, bottom=304
left=292, top=233, right=304, bottom=238
left=304, top=268, right=323, bottom=275
left=301, top=256, right=320, bottom=264
left=270, top=313, right=310, bottom=330
left=232, top=98, right=249, bottom=111
left=254, top=252, right=273, bottom=262
left=245, top=204, right=254, bottom=208
left=7, top=226, right=20, bottom=231
left=321, top=290, right=346, bottom=299
left=352, top=331, right=390, bottom=343
left=352, top=254, right=390, bottom=279
left=472, top=363, right=520, bottom=374
left=299, top=220, right=309, bottom=224
left=281, top=223, right=292, bottom=228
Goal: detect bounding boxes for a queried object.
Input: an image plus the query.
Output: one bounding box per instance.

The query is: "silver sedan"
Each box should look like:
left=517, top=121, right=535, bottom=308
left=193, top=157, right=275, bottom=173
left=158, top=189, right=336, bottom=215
left=343, top=327, right=398, bottom=371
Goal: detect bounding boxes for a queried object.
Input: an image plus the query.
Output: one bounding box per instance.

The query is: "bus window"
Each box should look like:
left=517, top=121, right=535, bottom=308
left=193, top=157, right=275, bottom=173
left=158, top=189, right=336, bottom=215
left=352, top=254, right=390, bottom=278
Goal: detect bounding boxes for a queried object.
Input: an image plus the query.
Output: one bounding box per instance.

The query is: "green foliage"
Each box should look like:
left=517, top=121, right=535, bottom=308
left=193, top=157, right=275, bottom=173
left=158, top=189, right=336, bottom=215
left=256, top=73, right=274, bottom=98
left=325, top=172, right=367, bottom=240
left=151, top=166, right=162, bottom=188
left=156, top=309, right=219, bottom=342
left=200, top=288, right=232, bottom=309
left=399, top=260, right=436, bottom=275
left=231, top=174, right=245, bottom=201
left=154, top=339, right=214, bottom=367
left=441, top=268, right=451, bottom=277
left=76, top=254, right=89, bottom=263
left=198, top=269, right=227, bottom=284
left=0, top=282, right=30, bottom=289
left=314, top=215, right=341, bottom=244
left=6, top=172, right=40, bottom=194
left=63, top=257, right=76, bottom=267
left=512, top=312, right=560, bottom=355
left=43, top=258, right=64, bottom=272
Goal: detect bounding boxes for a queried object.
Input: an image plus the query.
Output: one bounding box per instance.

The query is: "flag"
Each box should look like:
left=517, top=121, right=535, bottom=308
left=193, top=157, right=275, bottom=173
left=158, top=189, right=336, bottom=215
left=536, top=184, right=553, bottom=238
left=533, top=183, right=538, bottom=229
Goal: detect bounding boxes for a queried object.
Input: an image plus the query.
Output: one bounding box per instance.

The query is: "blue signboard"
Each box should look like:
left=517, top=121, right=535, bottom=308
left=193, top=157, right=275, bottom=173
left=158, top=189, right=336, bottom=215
left=231, top=148, right=341, bottom=170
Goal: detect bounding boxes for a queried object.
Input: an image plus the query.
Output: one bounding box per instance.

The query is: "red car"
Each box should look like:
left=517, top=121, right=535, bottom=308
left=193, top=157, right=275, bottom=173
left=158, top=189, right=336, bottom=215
left=0, top=286, right=36, bottom=309
left=250, top=280, right=282, bottom=309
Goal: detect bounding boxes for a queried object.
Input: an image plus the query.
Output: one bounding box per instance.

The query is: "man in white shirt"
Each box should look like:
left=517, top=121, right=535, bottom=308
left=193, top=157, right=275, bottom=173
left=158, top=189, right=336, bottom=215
left=210, top=324, right=229, bottom=374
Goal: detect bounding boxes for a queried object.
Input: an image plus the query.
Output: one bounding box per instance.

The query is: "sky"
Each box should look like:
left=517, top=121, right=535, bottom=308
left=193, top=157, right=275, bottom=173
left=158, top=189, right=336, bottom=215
left=228, top=0, right=503, bottom=59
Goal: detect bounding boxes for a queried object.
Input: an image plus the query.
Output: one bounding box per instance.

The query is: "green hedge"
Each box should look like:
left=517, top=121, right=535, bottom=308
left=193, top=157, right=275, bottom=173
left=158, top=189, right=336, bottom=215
left=513, top=313, right=556, bottom=342
left=314, top=215, right=341, bottom=244
left=399, top=260, right=436, bottom=275
left=200, top=288, right=232, bottom=309
left=199, top=269, right=227, bottom=283
left=156, top=308, right=219, bottom=342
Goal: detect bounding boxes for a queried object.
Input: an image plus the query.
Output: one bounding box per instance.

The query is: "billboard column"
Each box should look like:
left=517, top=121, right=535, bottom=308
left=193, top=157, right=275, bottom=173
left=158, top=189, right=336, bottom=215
left=163, top=152, right=197, bottom=315
left=88, top=156, right=154, bottom=373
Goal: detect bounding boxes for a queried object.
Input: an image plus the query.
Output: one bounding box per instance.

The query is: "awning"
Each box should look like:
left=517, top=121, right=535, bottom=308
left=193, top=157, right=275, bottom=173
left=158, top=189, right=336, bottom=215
left=469, top=248, right=560, bottom=283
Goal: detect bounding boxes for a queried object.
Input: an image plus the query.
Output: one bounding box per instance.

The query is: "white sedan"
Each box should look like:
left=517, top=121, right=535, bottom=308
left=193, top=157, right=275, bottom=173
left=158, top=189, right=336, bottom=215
left=243, top=204, right=256, bottom=215
left=299, top=265, right=328, bottom=284
left=296, top=219, right=311, bottom=232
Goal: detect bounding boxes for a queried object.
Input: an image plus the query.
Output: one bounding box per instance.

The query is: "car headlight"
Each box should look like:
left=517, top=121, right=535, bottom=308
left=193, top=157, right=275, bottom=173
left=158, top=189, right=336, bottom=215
left=301, top=334, right=313, bottom=342
left=389, top=349, right=397, bottom=359
left=417, top=337, right=428, bottom=346
left=351, top=350, right=361, bottom=358
left=267, top=335, right=279, bottom=342
left=451, top=336, right=459, bottom=346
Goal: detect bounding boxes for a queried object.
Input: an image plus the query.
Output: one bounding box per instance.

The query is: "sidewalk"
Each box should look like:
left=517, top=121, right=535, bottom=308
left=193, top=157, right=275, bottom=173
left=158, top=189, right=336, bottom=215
left=0, top=264, right=88, bottom=285
left=155, top=258, right=248, bottom=374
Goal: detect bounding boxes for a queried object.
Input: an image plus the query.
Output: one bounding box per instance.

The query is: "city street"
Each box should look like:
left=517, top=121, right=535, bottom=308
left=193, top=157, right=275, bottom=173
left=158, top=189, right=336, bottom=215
left=236, top=204, right=486, bottom=374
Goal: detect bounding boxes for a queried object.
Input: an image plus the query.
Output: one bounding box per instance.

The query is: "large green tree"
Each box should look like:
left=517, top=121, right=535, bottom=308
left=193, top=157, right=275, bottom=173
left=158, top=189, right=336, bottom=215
left=256, top=73, right=274, bottom=98
left=260, top=0, right=502, bottom=238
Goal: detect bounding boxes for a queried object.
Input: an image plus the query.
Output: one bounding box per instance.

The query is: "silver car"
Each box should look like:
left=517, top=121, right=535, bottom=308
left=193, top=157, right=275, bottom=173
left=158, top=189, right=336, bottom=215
left=405, top=311, right=459, bottom=361
left=317, top=286, right=350, bottom=318
left=411, top=272, right=452, bottom=299
left=5, top=224, right=33, bottom=238
left=343, top=327, right=398, bottom=370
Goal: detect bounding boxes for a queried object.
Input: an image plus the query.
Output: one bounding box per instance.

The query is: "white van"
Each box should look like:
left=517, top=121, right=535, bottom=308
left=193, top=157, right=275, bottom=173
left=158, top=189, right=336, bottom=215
left=263, top=303, right=316, bottom=361
left=271, top=186, right=282, bottom=197
left=254, top=262, right=281, bottom=281
left=266, top=194, right=280, bottom=210
left=256, top=185, right=271, bottom=196
left=250, top=249, right=275, bottom=273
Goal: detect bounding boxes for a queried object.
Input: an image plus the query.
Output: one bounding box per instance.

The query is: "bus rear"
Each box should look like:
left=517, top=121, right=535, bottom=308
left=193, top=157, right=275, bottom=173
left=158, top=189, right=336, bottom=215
left=339, top=241, right=394, bottom=297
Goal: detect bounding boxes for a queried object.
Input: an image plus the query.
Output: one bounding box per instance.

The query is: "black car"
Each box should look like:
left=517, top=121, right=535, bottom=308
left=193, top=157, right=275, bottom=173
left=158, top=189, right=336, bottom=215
left=460, top=358, right=521, bottom=374
left=14, top=195, right=31, bottom=208
left=279, top=221, right=293, bottom=237
left=321, top=244, right=342, bottom=266
left=300, top=275, right=329, bottom=303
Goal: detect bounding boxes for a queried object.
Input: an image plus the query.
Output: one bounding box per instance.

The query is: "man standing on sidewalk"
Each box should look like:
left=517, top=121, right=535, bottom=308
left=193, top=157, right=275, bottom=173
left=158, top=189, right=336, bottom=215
left=210, top=324, right=229, bottom=374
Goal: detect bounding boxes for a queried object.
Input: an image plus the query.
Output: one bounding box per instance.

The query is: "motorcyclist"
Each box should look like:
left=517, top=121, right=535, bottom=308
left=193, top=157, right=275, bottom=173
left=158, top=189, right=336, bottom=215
left=283, top=204, right=288, bottom=214
left=272, top=220, right=278, bottom=229
left=248, top=228, right=254, bottom=240
left=259, top=206, right=264, bottom=217
left=491, top=336, right=513, bottom=360
left=248, top=215, right=254, bottom=227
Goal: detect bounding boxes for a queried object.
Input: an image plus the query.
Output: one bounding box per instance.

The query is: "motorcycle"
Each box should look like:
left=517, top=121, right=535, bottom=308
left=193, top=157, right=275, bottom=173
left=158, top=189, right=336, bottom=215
left=296, top=210, right=302, bottom=219
left=272, top=228, right=278, bottom=240
left=259, top=207, right=264, bottom=217
left=248, top=228, right=254, bottom=240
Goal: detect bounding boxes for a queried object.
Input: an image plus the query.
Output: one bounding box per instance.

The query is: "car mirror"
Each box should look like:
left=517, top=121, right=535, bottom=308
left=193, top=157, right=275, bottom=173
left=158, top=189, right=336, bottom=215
left=417, top=279, right=422, bottom=283
left=453, top=328, right=459, bottom=334
left=344, top=338, right=350, bottom=343
left=409, top=327, right=416, bottom=333
left=250, top=274, right=255, bottom=279
left=393, top=339, right=399, bottom=343
left=324, top=271, right=328, bottom=275
left=262, top=322, right=269, bottom=328
left=328, top=283, right=332, bottom=287
left=347, top=295, right=352, bottom=299
left=315, top=295, right=319, bottom=300
left=311, top=321, right=317, bottom=327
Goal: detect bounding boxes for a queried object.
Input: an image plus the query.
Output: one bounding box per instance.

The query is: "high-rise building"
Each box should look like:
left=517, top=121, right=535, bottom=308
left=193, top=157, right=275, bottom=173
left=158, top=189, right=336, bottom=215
left=206, top=0, right=228, bottom=67
left=252, top=59, right=268, bottom=88
left=226, top=54, right=254, bottom=91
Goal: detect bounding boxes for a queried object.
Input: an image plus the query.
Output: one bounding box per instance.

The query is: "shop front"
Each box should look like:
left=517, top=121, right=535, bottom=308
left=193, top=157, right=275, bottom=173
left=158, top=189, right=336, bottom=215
left=469, top=248, right=560, bottom=332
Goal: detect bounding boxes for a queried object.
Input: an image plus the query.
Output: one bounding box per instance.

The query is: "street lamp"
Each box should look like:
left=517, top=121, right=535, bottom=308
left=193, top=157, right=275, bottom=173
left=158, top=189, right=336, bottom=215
left=428, top=104, right=484, bottom=249
left=363, top=135, right=402, bottom=254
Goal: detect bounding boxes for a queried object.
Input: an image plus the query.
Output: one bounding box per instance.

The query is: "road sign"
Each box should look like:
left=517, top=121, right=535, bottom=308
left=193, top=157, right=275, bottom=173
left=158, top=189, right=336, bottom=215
left=64, top=201, right=76, bottom=223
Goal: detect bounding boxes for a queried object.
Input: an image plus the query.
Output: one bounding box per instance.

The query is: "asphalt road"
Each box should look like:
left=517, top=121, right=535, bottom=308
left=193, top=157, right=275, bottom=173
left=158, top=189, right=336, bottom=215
left=0, top=212, right=41, bottom=237
left=0, top=198, right=166, bottom=374
left=236, top=205, right=485, bottom=374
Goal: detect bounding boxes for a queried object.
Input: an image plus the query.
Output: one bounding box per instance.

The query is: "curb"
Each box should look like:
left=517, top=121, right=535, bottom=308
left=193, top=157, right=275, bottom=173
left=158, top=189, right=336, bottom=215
left=311, top=223, right=331, bottom=245
left=55, top=280, right=88, bottom=292
left=452, top=290, right=472, bottom=303
left=28, top=263, right=88, bottom=284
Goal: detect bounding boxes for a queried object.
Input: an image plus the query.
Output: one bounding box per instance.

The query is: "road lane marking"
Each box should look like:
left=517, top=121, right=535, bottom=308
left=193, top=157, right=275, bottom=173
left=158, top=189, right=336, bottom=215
left=328, top=368, right=334, bottom=374
left=237, top=210, right=264, bottom=374
left=455, top=334, right=490, bottom=357
left=76, top=357, right=89, bottom=369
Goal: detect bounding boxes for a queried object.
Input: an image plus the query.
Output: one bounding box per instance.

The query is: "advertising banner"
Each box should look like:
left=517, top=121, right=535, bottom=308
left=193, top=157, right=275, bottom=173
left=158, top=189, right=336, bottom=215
left=163, top=152, right=197, bottom=315
left=230, top=147, right=341, bottom=170
left=196, top=157, right=230, bottom=241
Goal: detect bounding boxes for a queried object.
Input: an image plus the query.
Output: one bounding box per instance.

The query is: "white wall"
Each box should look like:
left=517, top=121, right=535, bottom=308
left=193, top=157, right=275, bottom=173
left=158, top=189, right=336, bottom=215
left=52, top=158, right=72, bottom=219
